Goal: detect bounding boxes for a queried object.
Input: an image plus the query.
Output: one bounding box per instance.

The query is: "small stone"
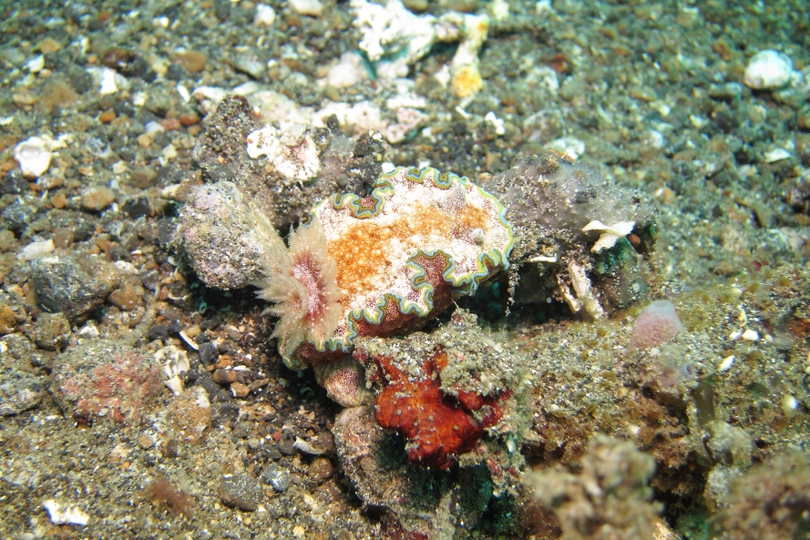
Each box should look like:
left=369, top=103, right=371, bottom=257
left=232, top=420, right=252, bottom=439
left=34, top=312, right=71, bottom=350
left=128, top=167, right=157, bottom=189
left=168, top=386, right=212, bottom=442
left=32, top=256, right=111, bottom=322
left=289, top=0, right=323, bottom=16
left=278, top=433, right=296, bottom=456
left=308, top=457, right=334, bottom=484
left=99, top=110, right=116, bottom=123
left=743, top=49, right=793, bottom=90
left=173, top=50, right=207, bottom=73
left=17, top=238, right=55, bottom=261
left=254, top=4, right=276, bottom=26
left=108, top=282, right=141, bottom=311
left=51, top=192, right=67, bottom=209
left=220, top=473, right=265, bottom=511
left=138, top=433, right=155, bottom=449
left=707, top=82, right=743, bottom=100
left=213, top=368, right=237, bottom=384
left=230, top=381, right=250, bottom=398
left=0, top=369, right=45, bottom=416
left=262, top=463, right=291, bottom=492
left=81, top=186, right=115, bottom=211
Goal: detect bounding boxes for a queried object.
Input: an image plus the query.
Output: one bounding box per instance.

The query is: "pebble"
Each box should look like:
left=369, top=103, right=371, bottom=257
left=254, top=4, right=276, bottom=26
left=17, top=238, right=55, bottom=261
left=262, top=463, right=291, bottom=492
left=31, top=256, right=111, bottom=322
left=173, top=51, right=207, bottom=73
left=289, top=0, right=324, bottom=16
left=308, top=457, right=334, bottom=484
left=0, top=369, right=45, bottom=416
left=81, top=186, right=116, bottom=212
left=707, top=82, right=743, bottom=100
left=743, top=49, right=793, bottom=90
left=34, top=312, right=71, bottom=350
left=219, top=473, right=265, bottom=511
left=168, top=386, right=212, bottom=442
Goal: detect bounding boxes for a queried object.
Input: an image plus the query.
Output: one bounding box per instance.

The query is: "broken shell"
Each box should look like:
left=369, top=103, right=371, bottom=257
left=14, top=136, right=53, bottom=178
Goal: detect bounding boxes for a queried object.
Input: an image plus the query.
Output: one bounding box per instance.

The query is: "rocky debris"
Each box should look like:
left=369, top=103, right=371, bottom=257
left=219, top=472, right=265, bottom=511
left=167, top=386, right=212, bottom=442
left=0, top=370, right=45, bottom=416
left=31, top=256, right=111, bottom=322
left=262, top=462, right=291, bottom=492
left=50, top=340, right=164, bottom=423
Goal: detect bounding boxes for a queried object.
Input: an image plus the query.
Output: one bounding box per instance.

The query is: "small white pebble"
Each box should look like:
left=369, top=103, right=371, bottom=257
left=99, top=66, right=118, bottom=95
left=743, top=49, right=793, bottom=90
left=176, top=83, right=191, bottom=103
left=14, top=136, right=53, bottom=178
left=718, top=355, right=735, bottom=372
left=728, top=330, right=742, bottom=341
left=781, top=394, right=799, bottom=418
left=763, top=148, right=791, bottom=163
left=25, top=54, right=45, bottom=73
left=484, top=111, right=506, bottom=135
left=289, top=0, right=323, bottom=17
left=254, top=3, right=276, bottom=26
left=741, top=329, right=759, bottom=341
left=17, top=238, right=55, bottom=260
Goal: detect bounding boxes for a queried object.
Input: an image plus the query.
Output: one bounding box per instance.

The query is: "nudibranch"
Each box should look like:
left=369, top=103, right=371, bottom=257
left=255, top=166, right=513, bottom=403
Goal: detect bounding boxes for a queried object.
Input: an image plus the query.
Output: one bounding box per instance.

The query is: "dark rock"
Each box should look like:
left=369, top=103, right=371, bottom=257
left=1, top=202, right=37, bottom=234
left=198, top=341, right=218, bottom=366
left=219, top=473, right=264, bottom=511
left=31, top=256, right=111, bottom=322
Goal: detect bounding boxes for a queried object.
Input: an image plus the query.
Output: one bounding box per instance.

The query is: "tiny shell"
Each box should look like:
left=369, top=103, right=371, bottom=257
left=14, top=136, right=53, bottom=178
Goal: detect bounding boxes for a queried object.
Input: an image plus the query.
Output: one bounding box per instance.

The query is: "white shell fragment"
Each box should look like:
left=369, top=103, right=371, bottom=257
left=741, top=329, right=759, bottom=341
left=156, top=345, right=191, bottom=396
left=743, top=49, right=793, bottom=90
left=718, top=355, right=735, bottom=372
left=582, top=220, right=635, bottom=253
left=42, top=500, right=90, bottom=526
left=293, top=436, right=326, bottom=455
left=763, top=148, right=791, bottom=163
left=14, top=136, right=53, bottom=178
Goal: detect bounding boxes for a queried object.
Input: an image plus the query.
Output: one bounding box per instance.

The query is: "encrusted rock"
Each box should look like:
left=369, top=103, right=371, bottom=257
left=50, top=340, right=164, bottom=423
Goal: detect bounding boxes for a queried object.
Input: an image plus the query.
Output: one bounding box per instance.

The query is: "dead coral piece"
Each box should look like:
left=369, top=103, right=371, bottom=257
left=712, top=452, right=810, bottom=540
left=525, top=434, right=662, bottom=540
